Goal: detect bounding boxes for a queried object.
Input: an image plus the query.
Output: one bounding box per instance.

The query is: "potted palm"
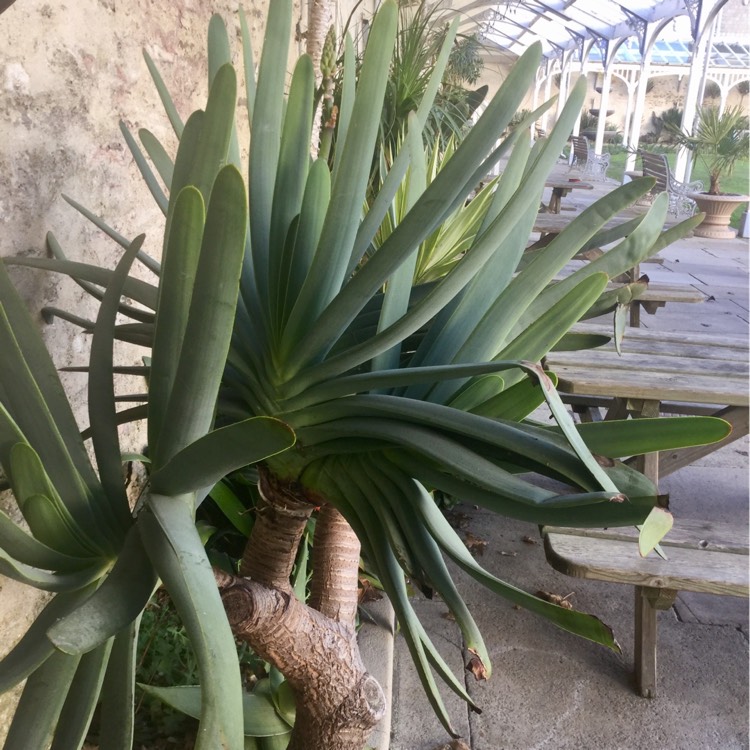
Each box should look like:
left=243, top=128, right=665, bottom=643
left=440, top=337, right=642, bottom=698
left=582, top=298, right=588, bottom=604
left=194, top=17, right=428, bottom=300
left=670, top=105, right=750, bottom=239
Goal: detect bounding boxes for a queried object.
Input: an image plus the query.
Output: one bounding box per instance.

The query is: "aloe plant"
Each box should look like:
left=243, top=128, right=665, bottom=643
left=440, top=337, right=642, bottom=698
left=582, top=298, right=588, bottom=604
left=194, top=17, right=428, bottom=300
left=0, top=2, right=730, bottom=749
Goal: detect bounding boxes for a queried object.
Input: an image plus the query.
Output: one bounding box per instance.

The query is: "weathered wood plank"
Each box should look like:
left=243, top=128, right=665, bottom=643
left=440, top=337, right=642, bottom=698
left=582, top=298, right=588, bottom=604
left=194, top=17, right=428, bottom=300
left=543, top=518, right=749, bottom=553
left=548, top=365, right=748, bottom=406
left=548, top=349, right=747, bottom=377
left=543, top=534, right=749, bottom=596
left=559, top=337, right=748, bottom=362
left=571, top=323, right=749, bottom=350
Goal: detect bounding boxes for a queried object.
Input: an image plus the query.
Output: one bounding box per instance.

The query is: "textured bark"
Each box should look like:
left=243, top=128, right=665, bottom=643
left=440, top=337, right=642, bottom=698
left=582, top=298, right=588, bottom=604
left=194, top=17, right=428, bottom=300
left=223, top=469, right=385, bottom=749
left=306, top=0, right=334, bottom=158
left=309, top=504, right=361, bottom=627
left=239, top=467, right=314, bottom=585
left=306, top=0, right=333, bottom=81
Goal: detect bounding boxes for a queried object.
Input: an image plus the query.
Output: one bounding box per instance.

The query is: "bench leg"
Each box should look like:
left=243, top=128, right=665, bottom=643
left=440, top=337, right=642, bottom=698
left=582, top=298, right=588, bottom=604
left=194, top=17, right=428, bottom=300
left=634, top=586, right=677, bottom=698
left=629, top=399, right=662, bottom=486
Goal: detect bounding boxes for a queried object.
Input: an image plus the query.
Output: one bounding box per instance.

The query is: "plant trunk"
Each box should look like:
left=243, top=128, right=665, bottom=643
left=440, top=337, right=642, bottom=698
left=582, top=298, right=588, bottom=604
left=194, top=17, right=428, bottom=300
left=306, top=0, right=334, bottom=158
left=219, top=467, right=385, bottom=750
left=307, top=0, right=333, bottom=80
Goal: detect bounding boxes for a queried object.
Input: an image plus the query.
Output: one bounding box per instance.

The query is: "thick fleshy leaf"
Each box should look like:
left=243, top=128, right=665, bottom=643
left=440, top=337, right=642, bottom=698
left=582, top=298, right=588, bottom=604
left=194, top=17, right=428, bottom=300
left=239, top=6, right=257, bottom=125
left=47, top=525, right=157, bottom=654
left=281, top=0, right=398, bottom=357
left=283, top=40, right=544, bottom=374
left=139, top=128, right=174, bottom=190
left=149, top=186, right=205, bottom=448
left=0, top=507, right=100, bottom=572
left=268, top=55, right=315, bottom=327
left=140, top=493, right=244, bottom=750
left=120, top=121, right=168, bottom=214
left=2, top=650, right=82, bottom=750
left=249, top=0, right=294, bottom=301
left=99, top=618, right=141, bottom=750
left=3, top=256, right=158, bottom=309
left=151, top=417, right=295, bottom=495
left=309, top=460, right=465, bottom=737
left=138, top=684, right=294, bottom=736
left=469, top=374, right=555, bottom=421
left=549, top=416, right=732, bottom=457
left=143, top=48, right=184, bottom=136
left=408, top=478, right=621, bottom=650
left=88, top=235, right=145, bottom=531
left=0, top=584, right=97, bottom=692
left=9, top=441, right=102, bottom=556
left=638, top=506, right=675, bottom=557
left=155, top=165, right=248, bottom=466
left=362, top=457, right=491, bottom=675
left=50, top=639, right=113, bottom=750
left=209, top=482, right=254, bottom=537
left=207, top=13, right=241, bottom=169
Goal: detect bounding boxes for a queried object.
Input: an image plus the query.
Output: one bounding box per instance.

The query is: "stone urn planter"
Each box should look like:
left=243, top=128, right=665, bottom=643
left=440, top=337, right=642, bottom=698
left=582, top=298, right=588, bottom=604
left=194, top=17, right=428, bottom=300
left=688, top=192, right=750, bottom=239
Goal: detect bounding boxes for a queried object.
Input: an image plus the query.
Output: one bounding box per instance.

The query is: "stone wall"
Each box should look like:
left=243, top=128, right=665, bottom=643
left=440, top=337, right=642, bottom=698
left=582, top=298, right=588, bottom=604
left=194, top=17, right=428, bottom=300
left=0, top=0, right=307, bottom=738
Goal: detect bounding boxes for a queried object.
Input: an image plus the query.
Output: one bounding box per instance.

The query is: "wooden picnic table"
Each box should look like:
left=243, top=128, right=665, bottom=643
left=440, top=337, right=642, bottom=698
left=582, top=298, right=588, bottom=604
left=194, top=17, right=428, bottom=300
left=543, top=178, right=594, bottom=214
left=545, top=324, right=749, bottom=485
left=542, top=324, right=749, bottom=700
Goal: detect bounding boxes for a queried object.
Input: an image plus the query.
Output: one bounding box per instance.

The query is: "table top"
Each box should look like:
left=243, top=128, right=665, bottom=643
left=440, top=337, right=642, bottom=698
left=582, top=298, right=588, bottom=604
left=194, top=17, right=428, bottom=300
left=545, top=324, right=749, bottom=407
left=533, top=208, right=686, bottom=235
left=545, top=179, right=594, bottom=191
left=605, top=281, right=705, bottom=305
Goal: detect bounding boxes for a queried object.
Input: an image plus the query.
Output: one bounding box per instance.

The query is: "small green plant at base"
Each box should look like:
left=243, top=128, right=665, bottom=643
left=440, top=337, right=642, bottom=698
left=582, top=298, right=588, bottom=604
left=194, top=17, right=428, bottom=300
left=130, top=590, right=269, bottom=746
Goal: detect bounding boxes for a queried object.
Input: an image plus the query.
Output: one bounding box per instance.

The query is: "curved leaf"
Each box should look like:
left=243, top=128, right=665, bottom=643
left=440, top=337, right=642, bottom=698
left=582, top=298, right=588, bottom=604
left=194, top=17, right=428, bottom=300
left=47, top=525, right=157, bottom=654
left=99, top=618, right=141, bottom=750
left=151, top=417, right=295, bottom=495
left=139, top=684, right=294, bottom=736
left=2, top=650, right=81, bottom=750
left=140, top=493, right=244, bottom=750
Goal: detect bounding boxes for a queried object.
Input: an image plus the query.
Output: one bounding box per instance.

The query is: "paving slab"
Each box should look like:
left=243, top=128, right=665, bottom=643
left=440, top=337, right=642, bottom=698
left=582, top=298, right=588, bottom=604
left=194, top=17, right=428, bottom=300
left=390, top=597, right=472, bottom=749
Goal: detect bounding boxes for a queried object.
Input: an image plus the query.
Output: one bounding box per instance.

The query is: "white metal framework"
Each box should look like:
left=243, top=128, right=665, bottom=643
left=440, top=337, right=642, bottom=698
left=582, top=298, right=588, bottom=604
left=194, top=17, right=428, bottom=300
left=441, top=0, right=747, bottom=182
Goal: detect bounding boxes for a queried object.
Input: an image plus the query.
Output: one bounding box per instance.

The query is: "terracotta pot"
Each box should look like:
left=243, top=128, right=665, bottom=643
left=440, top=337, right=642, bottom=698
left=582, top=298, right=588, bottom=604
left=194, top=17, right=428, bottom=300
left=689, top=192, right=750, bottom=239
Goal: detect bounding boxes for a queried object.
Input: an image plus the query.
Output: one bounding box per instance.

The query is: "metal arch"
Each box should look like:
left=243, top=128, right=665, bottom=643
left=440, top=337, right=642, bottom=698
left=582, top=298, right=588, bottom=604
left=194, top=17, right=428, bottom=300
left=618, top=7, right=649, bottom=56
left=685, top=0, right=703, bottom=38
left=447, top=0, right=731, bottom=63
left=502, top=16, right=568, bottom=51
left=606, top=36, right=631, bottom=67
left=525, top=0, right=605, bottom=41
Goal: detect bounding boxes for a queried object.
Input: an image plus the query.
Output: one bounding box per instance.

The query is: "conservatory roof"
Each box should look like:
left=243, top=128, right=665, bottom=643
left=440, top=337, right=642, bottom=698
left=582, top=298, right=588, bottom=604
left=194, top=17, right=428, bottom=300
left=448, top=0, right=732, bottom=60
left=584, top=38, right=750, bottom=68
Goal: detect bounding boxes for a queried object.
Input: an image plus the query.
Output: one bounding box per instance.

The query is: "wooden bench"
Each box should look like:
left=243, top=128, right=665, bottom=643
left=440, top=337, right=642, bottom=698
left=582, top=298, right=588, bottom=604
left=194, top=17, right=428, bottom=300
left=569, top=135, right=610, bottom=181
left=542, top=520, right=749, bottom=698
left=633, top=151, right=703, bottom=217
left=545, top=324, right=749, bottom=484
